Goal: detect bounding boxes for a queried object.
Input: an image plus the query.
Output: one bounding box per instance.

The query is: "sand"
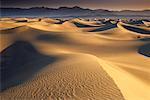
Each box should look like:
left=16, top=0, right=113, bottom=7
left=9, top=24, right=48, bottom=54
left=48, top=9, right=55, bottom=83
left=0, top=18, right=150, bottom=100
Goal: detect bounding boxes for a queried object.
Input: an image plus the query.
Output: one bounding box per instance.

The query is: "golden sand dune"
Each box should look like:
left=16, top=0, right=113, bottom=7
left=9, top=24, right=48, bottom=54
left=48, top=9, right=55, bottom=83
left=88, top=24, right=150, bottom=40
left=89, top=22, right=116, bottom=32
left=27, top=21, right=82, bottom=32
left=0, top=18, right=150, bottom=100
left=143, top=21, right=150, bottom=27
left=0, top=42, right=124, bottom=99
left=13, top=18, right=29, bottom=22
left=0, top=18, right=13, bottom=21
left=72, top=18, right=101, bottom=27
left=41, top=18, right=60, bottom=24
left=118, top=22, right=150, bottom=36
left=0, top=21, right=25, bottom=30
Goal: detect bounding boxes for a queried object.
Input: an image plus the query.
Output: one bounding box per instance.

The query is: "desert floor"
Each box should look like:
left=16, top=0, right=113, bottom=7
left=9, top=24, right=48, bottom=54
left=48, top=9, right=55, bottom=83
left=0, top=17, right=150, bottom=100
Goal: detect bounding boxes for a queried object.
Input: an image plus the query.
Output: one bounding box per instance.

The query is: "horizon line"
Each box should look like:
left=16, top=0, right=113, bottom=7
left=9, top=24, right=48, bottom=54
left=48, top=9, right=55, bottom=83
left=1, top=6, right=150, bottom=11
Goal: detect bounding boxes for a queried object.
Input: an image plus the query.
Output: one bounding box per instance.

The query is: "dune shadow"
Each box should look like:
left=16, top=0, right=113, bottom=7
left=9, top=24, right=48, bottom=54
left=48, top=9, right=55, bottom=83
left=128, top=20, right=143, bottom=25
left=138, top=38, right=150, bottom=42
left=138, top=43, right=150, bottom=57
left=0, top=41, right=57, bottom=91
left=0, top=26, right=23, bottom=34
left=90, top=24, right=117, bottom=32
left=123, top=25, right=150, bottom=34
left=15, top=20, right=28, bottom=22
left=37, top=34, right=71, bottom=44
left=55, top=20, right=66, bottom=24
left=73, top=22, right=99, bottom=28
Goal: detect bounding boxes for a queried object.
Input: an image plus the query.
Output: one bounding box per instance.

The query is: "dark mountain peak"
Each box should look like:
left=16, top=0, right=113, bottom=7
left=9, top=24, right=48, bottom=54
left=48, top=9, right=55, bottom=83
left=120, top=10, right=135, bottom=12
left=95, top=9, right=110, bottom=12
left=72, top=6, right=82, bottom=9
left=56, top=6, right=91, bottom=13
left=58, top=6, right=84, bottom=10
left=29, top=6, right=51, bottom=10
left=58, top=6, right=69, bottom=9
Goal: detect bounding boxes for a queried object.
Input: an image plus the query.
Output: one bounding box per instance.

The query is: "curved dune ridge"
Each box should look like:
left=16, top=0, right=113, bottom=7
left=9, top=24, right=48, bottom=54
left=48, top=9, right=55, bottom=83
left=41, top=18, right=60, bottom=24
left=72, top=18, right=101, bottom=27
left=143, top=21, right=150, bottom=27
left=0, top=18, right=150, bottom=100
left=0, top=42, right=124, bottom=99
left=118, top=22, right=150, bottom=35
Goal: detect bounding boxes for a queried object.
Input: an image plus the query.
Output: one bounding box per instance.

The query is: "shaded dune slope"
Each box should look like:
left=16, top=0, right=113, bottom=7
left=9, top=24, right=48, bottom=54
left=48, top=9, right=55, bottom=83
left=73, top=22, right=99, bottom=28
left=0, top=41, right=57, bottom=91
left=118, top=22, right=150, bottom=35
left=89, top=23, right=117, bottom=32
left=138, top=43, right=150, bottom=57
left=72, top=19, right=101, bottom=28
left=0, top=44, right=125, bottom=99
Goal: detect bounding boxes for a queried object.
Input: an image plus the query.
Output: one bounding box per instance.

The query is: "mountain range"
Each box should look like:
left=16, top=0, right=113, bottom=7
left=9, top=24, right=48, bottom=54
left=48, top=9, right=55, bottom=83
left=1, top=6, right=150, bottom=18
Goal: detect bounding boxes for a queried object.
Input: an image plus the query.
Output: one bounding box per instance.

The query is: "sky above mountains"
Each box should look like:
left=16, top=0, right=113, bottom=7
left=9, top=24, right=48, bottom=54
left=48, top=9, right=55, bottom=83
left=1, top=0, right=150, bottom=10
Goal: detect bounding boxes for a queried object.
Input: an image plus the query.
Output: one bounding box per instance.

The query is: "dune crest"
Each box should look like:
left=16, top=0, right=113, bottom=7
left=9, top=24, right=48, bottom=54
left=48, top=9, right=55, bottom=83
left=0, top=52, right=125, bottom=100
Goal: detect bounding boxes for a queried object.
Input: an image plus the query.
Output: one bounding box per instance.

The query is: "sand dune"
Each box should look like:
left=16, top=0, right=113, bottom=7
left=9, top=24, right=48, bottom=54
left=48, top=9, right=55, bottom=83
left=0, top=41, right=57, bottom=91
left=0, top=18, right=13, bottom=21
left=72, top=18, right=101, bottom=27
left=0, top=48, right=124, bottom=99
left=89, top=22, right=116, bottom=32
left=118, top=22, right=150, bottom=35
left=41, top=18, right=60, bottom=24
left=0, top=21, right=25, bottom=30
left=0, top=18, right=150, bottom=100
left=87, top=22, right=149, bottom=40
left=143, top=21, right=150, bottom=27
left=26, top=21, right=82, bottom=32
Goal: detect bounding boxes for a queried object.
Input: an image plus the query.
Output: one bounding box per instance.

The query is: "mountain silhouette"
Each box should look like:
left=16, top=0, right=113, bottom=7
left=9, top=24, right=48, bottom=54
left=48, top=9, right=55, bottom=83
left=1, top=6, right=150, bottom=17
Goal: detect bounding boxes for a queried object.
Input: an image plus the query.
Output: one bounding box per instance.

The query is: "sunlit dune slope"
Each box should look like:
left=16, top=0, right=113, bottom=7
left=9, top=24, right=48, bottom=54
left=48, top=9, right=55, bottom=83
left=0, top=42, right=124, bottom=99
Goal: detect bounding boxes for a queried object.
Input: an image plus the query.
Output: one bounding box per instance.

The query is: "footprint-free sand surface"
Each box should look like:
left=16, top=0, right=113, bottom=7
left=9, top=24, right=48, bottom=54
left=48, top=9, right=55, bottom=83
left=0, top=18, right=150, bottom=100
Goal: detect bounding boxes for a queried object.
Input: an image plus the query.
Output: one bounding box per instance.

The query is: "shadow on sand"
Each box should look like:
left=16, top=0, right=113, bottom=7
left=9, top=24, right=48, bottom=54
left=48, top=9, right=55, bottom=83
left=138, top=38, right=150, bottom=42
left=0, top=40, right=57, bottom=91
left=138, top=43, right=150, bottom=57
left=36, top=34, right=76, bottom=45
left=37, top=34, right=67, bottom=43
left=90, top=24, right=117, bottom=32
left=73, top=22, right=99, bottom=28
left=123, top=25, right=150, bottom=34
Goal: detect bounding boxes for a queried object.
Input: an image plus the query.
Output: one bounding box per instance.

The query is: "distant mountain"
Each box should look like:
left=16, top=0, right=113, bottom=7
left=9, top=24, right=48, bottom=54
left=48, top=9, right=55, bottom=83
left=1, top=6, right=150, bottom=18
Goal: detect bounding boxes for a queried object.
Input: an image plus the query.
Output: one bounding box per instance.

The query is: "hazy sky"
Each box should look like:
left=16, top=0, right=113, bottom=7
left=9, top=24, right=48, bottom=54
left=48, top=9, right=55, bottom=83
left=1, top=0, right=150, bottom=10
